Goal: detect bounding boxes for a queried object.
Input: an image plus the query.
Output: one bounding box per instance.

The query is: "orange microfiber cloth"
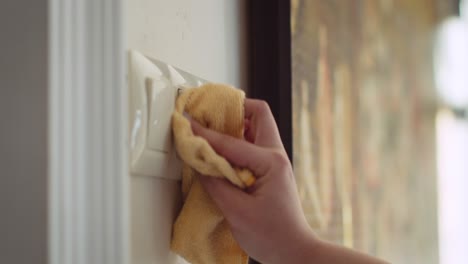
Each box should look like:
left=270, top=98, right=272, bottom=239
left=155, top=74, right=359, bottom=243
left=171, top=83, right=255, bottom=264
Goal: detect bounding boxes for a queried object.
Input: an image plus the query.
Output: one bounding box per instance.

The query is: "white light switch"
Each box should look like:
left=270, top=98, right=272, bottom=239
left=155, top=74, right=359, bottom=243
left=146, top=77, right=174, bottom=153
left=168, top=65, right=187, bottom=86
left=128, top=50, right=205, bottom=179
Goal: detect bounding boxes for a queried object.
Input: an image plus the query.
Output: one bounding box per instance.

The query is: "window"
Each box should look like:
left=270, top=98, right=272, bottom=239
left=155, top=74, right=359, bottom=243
left=249, top=1, right=461, bottom=263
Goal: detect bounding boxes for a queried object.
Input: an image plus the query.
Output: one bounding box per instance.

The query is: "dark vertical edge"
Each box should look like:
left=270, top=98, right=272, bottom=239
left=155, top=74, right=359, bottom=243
left=248, top=0, right=292, bottom=162
left=247, top=2, right=292, bottom=263
left=278, top=0, right=293, bottom=163
left=0, top=1, right=49, bottom=263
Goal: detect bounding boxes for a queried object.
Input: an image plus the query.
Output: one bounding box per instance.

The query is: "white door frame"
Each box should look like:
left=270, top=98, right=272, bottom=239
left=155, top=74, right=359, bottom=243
left=48, top=0, right=129, bottom=263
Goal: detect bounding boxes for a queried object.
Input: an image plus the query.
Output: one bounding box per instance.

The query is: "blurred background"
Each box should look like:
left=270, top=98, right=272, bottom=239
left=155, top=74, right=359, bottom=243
left=291, top=0, right=468, bottom=263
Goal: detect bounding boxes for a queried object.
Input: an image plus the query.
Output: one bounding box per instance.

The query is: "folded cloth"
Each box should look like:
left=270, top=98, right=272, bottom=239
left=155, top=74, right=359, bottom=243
left=171, top=83, right=255, bottom=264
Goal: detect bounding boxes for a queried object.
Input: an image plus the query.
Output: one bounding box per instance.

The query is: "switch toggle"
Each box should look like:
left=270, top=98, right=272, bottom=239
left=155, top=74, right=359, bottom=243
left=128, top=50, right=205, bottom=179
left=145, top=77, right=174, bottom=153
left=128, top=50, right=178, bottom=178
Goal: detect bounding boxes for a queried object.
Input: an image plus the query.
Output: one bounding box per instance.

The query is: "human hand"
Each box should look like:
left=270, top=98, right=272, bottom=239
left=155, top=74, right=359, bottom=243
left=191, top=98, right=388, bottom=264
left=191, top=99, right=315, bottom=264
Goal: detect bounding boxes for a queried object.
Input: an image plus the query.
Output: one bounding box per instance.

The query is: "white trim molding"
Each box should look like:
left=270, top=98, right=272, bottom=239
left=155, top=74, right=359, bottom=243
left=48, top=0, right=129, bottom=264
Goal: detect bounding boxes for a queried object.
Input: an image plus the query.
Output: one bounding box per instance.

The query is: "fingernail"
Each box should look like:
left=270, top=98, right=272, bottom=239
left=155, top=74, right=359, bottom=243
left=183, top=111, right=191, bottom=120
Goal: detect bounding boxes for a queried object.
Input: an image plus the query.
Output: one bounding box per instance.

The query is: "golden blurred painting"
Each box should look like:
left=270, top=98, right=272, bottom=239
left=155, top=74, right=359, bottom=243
left=291, top=0, right=456, bottom=263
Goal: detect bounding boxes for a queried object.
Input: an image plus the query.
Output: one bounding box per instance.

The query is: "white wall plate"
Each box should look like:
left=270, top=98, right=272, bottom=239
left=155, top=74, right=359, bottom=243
left=128, top=50, right=205, bottom=179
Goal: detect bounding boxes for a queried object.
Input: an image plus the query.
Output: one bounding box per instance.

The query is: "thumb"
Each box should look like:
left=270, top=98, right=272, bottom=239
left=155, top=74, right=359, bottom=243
left=199, top=175, right=250, bottom=221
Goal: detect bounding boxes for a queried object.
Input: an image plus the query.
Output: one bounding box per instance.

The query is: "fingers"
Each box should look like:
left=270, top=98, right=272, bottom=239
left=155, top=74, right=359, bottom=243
left=199, top=175, right=250, bottom=221
left=191, top=120, right=271, bottom=177
left=244, top=99, right=283, bottom=149
left=243, top=118, right=254, bottom=143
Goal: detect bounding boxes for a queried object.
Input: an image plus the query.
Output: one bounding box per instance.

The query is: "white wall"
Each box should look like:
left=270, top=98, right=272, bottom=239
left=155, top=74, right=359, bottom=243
left=127, top=0, right=248, bottom=89
left=437, top=111, right=468, bottom=264
left=0, top=1, right=48, bottom=263
left=126, top=1, right=248, bottom=263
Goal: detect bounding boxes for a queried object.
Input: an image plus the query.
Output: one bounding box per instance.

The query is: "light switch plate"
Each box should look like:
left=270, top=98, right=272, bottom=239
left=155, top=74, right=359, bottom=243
left=128, top=50, right=206, bottom=179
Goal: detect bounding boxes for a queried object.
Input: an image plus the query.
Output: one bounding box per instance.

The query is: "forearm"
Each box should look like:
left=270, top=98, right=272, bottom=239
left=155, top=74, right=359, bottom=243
left=277, top=231, right=389, bottom=264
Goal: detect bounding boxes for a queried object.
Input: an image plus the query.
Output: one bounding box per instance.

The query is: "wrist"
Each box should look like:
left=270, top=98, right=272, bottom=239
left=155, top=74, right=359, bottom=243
left=269, top=227, right=320, bottom=264
left=292, top=229, right=321, bottom=263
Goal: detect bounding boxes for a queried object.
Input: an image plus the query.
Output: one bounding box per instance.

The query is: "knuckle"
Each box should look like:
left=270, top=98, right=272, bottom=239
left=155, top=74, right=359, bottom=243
left=256, top=100, right=271, bottom=114
left=270, top=151, right=291, bottom=171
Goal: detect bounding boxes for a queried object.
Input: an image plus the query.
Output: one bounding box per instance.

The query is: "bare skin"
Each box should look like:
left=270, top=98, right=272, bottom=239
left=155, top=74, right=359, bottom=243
left=191, top=98, right=389, bottom=264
